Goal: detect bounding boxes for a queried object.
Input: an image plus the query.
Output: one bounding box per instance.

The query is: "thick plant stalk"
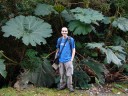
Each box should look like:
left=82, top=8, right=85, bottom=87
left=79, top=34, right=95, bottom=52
left=0, top=50, right=18, bottom=64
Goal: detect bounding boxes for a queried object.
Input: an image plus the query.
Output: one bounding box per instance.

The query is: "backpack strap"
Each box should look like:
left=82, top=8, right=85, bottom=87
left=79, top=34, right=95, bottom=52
left=58, top=37, right=68, bottom=58
left=68, top=36, right=72, bottom=54
left=58, top=36, right=72, bottom=54
left=58, top=37, right=62, bottom=49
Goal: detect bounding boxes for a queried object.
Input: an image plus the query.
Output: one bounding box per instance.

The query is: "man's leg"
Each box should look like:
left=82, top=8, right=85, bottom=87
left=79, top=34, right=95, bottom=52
left=65, top=61, right=74, bottom=92
left=67, top=76, right=73, bottom=89
left=58, top=63, right=66, bottom=89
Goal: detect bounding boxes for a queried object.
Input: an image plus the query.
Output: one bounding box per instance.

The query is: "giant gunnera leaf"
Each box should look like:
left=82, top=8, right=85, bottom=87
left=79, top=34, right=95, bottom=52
left=2, top=15, right=52, bottom=46
left=62, top=7, right=104, bottom=35
left=112, top=17, right=128, bottom=32
left=61, top=9, right=75, bottom=22
left=68, top=20, right=92, bottom=35
left=86, top=43, right=126, bottom=66
left=34, top=3, right=57, bottom=16
left=70, top=7, right=104, bottom=24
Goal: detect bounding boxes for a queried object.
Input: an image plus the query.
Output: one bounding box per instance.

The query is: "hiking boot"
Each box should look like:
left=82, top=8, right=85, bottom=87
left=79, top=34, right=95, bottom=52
left=69, top=88, right=74, bottom=92
left=57, top=86, right=65, bottom=90
left=57, top=83, right=66, bottom=90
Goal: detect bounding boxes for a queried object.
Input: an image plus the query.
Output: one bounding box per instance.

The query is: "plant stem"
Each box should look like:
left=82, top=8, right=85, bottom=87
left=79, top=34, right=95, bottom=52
left=42, top=50, right=56, bottom=58
left=0, top=51, right=18, bottom=64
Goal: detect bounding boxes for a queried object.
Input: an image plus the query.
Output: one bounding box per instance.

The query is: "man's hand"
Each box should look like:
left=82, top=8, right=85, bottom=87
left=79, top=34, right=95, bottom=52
left=71, top=58, right=73, bottom=62
left=55, top=49, right=59, bottom=59
left=71, top=48, right=75, bottom=62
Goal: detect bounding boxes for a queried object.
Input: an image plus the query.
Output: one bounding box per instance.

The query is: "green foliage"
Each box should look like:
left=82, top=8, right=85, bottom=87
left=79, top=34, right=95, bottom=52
left=61, top=9, right=75, bottom=22
left=0, top=53, right=7, bottom=79
left=0, top=53, right=7, bottom=78
left=54, top=4, right=65, bottom=13
left=29, top=58, right=55, bottom=87
left=73, top=56, right=105, bottom=88
left=20, top=49, right=55, bottom=87
left=86, top=43, right=127, bottom=66
left=105, top=48, right=122, bottom=66
left=111, top=0, right=128, bottom=17
left=18, top=0, right=55, bottom=13
left=76, top=42, right=83, bottom=49
left=55, top=0, right=70, bottom=4
left=86, top=43, right=104, bottom=49
left=34, top=3, right=57, bottom=16
left=73, top=57, right=91, bottom=89
left=112, top=17, right=128, bottom=32
left=2, top=15, right=52, bottom=46
left=102, top=17, right=111, bottom=24
left=21, top=49, right=42, bottom=72
left=113, top=83, right=126, bottom=91
left=70, top=7, right=104, bottom=24
left=82, top=59, right=105, bottom=84
left=62, top=7, right=104, bottom=35
left=89, top=0, right=110, bottom=15
left=113, top=0, right=126, bottom=8
left=62, top=8, right=104, bottom=24
left=123, top=64, right=128, bottom=72
left=100, top=3, right=110, bottom=14
left=18, top=0, right=42, bottom=11
left=74, top=70, right=90, bottom=89
left=68, top=20, right=92, bottom=35
left=113, top=35, right=126, bottom=46
left=0, top=59, right=7, bottom=78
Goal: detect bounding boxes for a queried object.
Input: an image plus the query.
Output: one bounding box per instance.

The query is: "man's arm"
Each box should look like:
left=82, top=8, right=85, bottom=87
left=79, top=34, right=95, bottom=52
left=71, top=48, right=75, bottom=61
left=55, top=37, right=60, bottom=59
left=55, top=49, right=59, bottom=59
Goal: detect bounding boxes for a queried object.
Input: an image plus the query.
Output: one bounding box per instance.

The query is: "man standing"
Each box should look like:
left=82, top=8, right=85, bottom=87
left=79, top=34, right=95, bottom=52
left=55, top=27, right=76, bottom=92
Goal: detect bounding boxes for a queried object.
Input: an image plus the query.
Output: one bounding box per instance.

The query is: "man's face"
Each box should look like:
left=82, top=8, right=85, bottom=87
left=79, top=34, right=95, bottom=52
left=61, top=28, right=68, bottom=37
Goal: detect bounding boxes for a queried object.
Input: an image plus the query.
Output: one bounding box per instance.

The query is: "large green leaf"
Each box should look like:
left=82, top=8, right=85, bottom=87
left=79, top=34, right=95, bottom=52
left=73, top=57, right=91, bottom=89
left=112, top=17, right=128, bottom=32
left=86, top=43, right=127, bottom=66
left=34, top=3, right=57, bottom=16
left=2, top=15, right=52, bottom=46
left=29, top=58, right=55, bottom=87
left=109, top=46, right=126, bottom=62
left=0, top=59, right=7, bottom=78
left=102, top=17, right=111, bottom=24
left=70, top=7, right=104, bottom=24
left=110, top=46, right=126, bottom=54
left=115, top=53, right=126, bottom=62
left=105, top=47, right=126, bottom=66
left=61, top=7, right=104, bottom=25
left=68, top=20, right=92, bottom=35
left=86, top=43, right=107, bottom=54
left=123, top=64, right=128, bottom=72
left=105, top=48, right=122, bottom=66
left=61, top=9, right=75, bottom=22
left=112, top=35, right=126, bottom=46
left=83, top=59, right=105, bottom=84
left=86, top=43, right=105, bottom=49
left=20, top=49, right=42, bottom=72
left=20, top=49, right=55, bottom=87
left=74, top=70, right=90, bottom=89
left=62, top=8, right=104, bottom=35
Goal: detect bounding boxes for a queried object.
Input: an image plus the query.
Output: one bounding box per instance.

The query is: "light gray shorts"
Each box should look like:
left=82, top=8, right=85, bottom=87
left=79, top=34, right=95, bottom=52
left=59, top=61, right=73, bottom=76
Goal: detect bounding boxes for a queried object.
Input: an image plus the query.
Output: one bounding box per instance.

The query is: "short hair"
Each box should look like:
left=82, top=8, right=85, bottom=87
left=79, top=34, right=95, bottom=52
left=61, top=27, right=68, bottom=31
